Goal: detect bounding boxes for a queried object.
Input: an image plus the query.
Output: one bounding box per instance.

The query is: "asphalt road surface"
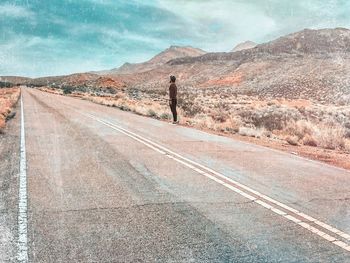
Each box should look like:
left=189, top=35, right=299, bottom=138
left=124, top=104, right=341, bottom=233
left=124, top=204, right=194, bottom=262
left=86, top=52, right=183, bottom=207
left=1, top=87, right=350, bottom=262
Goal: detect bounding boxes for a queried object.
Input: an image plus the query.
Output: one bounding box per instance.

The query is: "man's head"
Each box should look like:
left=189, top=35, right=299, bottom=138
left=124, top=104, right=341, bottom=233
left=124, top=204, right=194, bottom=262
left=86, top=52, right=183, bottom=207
left=170, top=75, right=176, bottom=83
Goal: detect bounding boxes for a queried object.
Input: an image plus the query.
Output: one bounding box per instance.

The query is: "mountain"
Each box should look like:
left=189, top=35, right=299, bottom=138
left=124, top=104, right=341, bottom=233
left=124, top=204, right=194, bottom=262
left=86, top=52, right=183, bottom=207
left=231, top=41, right=257, bottom=52
left=26, top=73, right=125, bottom=93
left=258, top=28, right=350, bottom=54
left=106, top=45, right=206, bottom=75
left=148, top=45, right=207, bottom=64
left=0, top=76, right=32, bottom=84
left=116, top=28, right=350, bottom=104
left=17, top=28, right=350, bottom=104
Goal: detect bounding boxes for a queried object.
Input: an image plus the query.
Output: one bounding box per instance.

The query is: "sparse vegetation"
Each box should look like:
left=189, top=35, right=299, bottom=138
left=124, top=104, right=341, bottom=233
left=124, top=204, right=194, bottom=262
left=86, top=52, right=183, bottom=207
left=62, top=86, right=74, bottom=94
left=147, top=109, right=158, bottom=118
left=0, top=88, right=20, bottom=133
left=286, top=135, right=299, bottom=146
left=39, top=84, right=350, bottom=155
left=0, top=81, right=15, bottom=88
left=160, top=112, right=171, bottom=120
left=239, top=127, right=265, bottom=138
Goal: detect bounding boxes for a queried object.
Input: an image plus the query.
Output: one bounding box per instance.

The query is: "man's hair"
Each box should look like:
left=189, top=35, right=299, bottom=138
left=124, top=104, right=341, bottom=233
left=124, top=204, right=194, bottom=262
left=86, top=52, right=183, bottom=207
left=170, top=75, right=176, bottom=82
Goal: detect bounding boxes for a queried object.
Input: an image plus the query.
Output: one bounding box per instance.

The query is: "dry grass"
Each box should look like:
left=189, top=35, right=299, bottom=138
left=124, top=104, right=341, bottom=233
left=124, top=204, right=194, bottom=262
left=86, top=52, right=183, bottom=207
left=282, top=120, right=347, bottom=150
left=238, top=127, right=269, bottom=138
left=0, top=88, right=20, bottom=132
left=41, top=85, right=350, bottom=154
left=313, top=124, right=346, bottom=150
left=285, top=135, right=299, bottom=146
left=81, top=92, right=172, bottom=120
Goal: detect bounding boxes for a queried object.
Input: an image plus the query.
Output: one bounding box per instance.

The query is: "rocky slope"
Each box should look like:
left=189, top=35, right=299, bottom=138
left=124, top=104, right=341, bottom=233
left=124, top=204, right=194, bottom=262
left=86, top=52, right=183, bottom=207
left=116, top=28, right=350, bottom=104
left=15, top=28, right=350, bottom=104
left=103, top=45, right=206, bottom=75
left=26, top=73, right=126, bottom=93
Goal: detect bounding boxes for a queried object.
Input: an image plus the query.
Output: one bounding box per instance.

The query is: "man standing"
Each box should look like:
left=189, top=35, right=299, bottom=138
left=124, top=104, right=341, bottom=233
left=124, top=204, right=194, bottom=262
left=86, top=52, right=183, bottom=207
left=169, top=75, right=178, bottom=124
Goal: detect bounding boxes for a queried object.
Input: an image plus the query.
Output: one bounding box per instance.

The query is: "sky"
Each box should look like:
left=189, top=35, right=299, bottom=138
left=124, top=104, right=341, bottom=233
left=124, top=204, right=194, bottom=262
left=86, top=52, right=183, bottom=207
left=1, top=0, right=350, bottom=77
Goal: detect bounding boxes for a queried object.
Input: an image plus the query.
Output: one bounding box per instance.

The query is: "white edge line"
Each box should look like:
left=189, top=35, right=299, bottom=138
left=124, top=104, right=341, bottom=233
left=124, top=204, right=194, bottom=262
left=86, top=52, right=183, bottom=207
left=18, top=91, right=29, bottom=262
left=83, top=113, right=350, bottom=252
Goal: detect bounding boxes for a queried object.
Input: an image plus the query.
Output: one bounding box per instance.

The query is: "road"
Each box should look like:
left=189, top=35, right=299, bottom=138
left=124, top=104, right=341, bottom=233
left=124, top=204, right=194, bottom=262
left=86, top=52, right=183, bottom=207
left=1, top=87, right=350, bottom=262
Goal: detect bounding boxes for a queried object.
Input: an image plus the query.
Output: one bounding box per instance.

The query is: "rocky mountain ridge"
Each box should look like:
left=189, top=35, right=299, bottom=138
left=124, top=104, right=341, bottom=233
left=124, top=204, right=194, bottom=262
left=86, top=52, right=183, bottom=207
left=4, top=28, right=350, bottom=104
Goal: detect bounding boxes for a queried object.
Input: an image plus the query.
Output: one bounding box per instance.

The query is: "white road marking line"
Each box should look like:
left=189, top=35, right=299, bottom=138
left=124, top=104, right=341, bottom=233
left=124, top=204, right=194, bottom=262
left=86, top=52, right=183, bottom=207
left=255, top=200, right=273, bottom=210
left=285, top=215, right=302, bottom=224
left=83, top=113, right=350, bottom=252
left=18, top=92, right=29, bottom=262
left=333, top=240, right=350, bottom=251
left=89, top=114, right=350, bottom=237
left=271, top=207, right=287, bottom=216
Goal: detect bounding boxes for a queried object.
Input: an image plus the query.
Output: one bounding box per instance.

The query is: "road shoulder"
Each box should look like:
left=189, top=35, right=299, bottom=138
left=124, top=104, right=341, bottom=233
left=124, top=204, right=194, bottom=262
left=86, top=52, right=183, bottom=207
left=0, top=102, right=20, bottom=262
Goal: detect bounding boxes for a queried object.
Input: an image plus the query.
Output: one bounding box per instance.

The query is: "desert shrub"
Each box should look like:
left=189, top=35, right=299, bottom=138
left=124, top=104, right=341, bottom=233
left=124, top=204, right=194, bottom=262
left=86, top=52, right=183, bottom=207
left=296, top=105, right=306, bottom=115
left=345, top=139, right=350, bottom=152
left=280, top=117, right=348, bottom=150
left=239, top=105, right=302, bottom=131
left=313, top=124, right=345, bottom=150
left=75, top=86, right=88, bottom=93
left=62, top=86, right=74, bottom=94
left=284, top=120, right=314, bottom=140
left=119, top=104, right=131, bottom=111
left=225, top=117, right=241, bottom=133
left=180, top=99, right=203, bottom=117
left=104, top=87, right=117, bottom=94
left=160, top=112, right=171, bottom=120
left=302, top=134, right=318, bottom=147
left=210, top=102, right=230, bottom=123
left=283, top=119, right=346, bottom=149
left=158, top=89, right=167, bottom=96
left=0, top=82, right=14, bottom=88
left=345, top=129, right=350, bottom=139
left=285, top=135, right=299, bottom=146
left=338, top=95, right=350, bottom=106
left=211, top=111, right=228, bottom=123
left=238, top=127, right=267, bottom=138
left=147, top=109, right=158, bottom=118
left=0, top=88, right=20, bottom=133
left=192, top=115, right=216, bottom=130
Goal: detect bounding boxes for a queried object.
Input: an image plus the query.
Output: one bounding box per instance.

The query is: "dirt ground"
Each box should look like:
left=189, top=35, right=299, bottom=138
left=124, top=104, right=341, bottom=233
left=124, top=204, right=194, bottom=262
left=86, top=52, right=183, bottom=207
left=0, top=88, right=20, bottom=132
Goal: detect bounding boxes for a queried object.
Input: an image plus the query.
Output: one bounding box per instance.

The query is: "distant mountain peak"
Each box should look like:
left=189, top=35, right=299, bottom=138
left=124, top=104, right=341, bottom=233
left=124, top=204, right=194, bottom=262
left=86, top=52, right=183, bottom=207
left=107, top=45, right=206, bottom=75
left=150, top=45, right=206, bottom=64
left=168, top=45, right=182, bottom=49
left=231, top=41, right=257, bottom=52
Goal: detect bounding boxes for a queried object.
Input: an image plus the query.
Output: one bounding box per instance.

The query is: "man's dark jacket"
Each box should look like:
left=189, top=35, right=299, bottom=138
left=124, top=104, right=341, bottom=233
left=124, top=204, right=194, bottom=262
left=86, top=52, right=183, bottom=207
left=169, top=83, right=177, bottom=99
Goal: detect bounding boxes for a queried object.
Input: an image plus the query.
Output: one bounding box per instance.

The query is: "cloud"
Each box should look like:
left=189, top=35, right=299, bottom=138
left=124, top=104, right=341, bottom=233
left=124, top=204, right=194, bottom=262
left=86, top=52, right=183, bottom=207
left=0, top=3, right=35, bottom=19
left=155, top=0, right=278, bottom=50
left=0, top=33, right=108, bottom=77
left=156, top=0, right=350, bottom=51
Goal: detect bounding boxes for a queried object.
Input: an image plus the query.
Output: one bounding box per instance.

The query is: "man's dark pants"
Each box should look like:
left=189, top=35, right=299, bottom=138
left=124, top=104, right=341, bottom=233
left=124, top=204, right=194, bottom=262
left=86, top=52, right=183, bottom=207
left=170, top=99, right=177, bottom=122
